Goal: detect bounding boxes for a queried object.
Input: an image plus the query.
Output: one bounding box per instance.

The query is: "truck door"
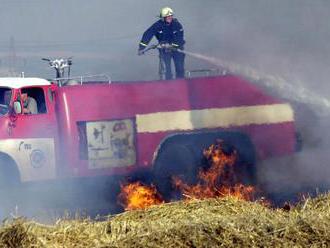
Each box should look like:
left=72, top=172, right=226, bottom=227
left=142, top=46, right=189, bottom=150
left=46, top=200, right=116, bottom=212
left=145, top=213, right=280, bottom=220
left=7, top=86, right=59, bottom=182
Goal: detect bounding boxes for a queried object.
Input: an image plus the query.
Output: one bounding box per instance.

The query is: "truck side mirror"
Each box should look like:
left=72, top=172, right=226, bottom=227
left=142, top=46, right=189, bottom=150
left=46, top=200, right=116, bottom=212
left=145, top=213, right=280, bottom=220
left=13, top=101, right=22, bottom=114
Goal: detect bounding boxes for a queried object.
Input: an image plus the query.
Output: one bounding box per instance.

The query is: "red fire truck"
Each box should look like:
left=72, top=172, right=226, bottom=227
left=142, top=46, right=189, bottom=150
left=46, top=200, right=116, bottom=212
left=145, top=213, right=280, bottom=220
left=0, top=74, right=297, bottom=199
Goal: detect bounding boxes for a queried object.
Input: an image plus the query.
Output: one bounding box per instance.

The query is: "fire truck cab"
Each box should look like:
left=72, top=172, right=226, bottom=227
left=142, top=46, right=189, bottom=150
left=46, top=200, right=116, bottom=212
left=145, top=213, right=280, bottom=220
left=0, top=76, right=297, bottom=194
left=0, top=78, right=57, bottom=187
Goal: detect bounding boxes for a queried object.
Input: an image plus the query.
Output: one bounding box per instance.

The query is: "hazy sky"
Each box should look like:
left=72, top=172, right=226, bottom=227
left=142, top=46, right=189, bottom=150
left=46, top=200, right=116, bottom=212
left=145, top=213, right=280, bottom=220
left=0, top=0, right=329, bottom=96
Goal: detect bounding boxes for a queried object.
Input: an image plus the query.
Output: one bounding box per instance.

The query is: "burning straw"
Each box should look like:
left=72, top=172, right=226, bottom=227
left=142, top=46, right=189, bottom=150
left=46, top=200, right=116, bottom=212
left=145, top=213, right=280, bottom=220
left=118, top=182, right=164, bottom=210
left=1, top=194, right=330, bottom=247
left=118, top=139, right=258, bottom=212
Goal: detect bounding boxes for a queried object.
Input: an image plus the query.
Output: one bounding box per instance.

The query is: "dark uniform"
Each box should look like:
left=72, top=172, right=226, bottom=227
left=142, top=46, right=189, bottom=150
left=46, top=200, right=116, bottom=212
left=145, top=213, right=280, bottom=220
left=139, top=18, right=185, bottom=80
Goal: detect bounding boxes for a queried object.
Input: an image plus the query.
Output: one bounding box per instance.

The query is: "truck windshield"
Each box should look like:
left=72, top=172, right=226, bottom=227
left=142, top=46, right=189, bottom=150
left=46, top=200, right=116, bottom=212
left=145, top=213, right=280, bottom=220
left=0, top=87, right=12, bottom=115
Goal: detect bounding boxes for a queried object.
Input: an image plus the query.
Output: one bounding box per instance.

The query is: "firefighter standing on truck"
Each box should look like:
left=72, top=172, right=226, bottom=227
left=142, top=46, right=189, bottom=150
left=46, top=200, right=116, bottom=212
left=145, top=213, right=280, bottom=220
left=138, top=7, right=185, bottom=80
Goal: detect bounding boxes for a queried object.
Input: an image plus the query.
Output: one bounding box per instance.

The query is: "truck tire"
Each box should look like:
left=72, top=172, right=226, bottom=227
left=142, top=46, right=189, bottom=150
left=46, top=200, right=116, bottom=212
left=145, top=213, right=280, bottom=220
left=0, top=155, right=20, bottom=219
left=0, top=155, right=20, bottom=188
left=153, top=144, right=198, bottom=201
left=153, top=132, right=257, bottom=201
left=192, top=133, right=256, bottom=186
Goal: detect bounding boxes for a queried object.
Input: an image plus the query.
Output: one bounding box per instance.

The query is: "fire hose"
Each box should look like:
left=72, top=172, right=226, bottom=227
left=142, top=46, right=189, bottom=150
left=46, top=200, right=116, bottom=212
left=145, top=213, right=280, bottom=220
left=139, top=43, right=183, bottom=55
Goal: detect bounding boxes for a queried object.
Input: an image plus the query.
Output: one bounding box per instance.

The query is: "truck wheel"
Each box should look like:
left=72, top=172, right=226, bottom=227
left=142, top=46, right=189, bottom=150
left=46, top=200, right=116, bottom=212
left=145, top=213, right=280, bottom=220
left=153, top=144, right=199, bottom=201
left=214, top=140, right=256, bottom=186
left=0, top=155, right=20, bottom=188
left=0, top=155, right=21, bottom=219
left=194, top=139, right=256, bottom=187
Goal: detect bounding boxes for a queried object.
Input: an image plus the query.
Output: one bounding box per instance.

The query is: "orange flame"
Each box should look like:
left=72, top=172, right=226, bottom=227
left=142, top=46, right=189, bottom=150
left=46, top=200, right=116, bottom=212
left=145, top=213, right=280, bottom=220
left=118, top=182, right=164, bottom=210
left=174, top=140, right=256, bottom=201
left=119, top=140, right=257, bottom=210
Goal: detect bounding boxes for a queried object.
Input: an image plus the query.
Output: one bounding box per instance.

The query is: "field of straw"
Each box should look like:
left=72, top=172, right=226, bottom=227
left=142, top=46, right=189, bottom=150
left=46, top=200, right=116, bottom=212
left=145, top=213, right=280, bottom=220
left=1, top=193, right=330, bottom=247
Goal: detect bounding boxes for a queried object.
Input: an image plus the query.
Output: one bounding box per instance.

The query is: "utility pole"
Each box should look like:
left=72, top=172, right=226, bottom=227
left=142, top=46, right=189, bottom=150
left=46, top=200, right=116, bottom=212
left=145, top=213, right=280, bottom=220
left=9, top=36, right=17, bottom=76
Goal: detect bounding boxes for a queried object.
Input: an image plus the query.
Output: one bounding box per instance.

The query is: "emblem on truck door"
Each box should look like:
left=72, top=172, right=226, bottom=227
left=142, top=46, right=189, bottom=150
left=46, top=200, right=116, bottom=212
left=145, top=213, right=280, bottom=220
left=84, top=119, right=136, bottom=169
left=30, top=149, right=46, bottom=168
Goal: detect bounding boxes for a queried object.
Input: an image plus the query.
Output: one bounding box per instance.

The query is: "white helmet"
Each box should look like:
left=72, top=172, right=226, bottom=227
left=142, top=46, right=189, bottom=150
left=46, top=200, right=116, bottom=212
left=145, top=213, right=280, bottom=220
left=160, top=7, right=174, bottom=18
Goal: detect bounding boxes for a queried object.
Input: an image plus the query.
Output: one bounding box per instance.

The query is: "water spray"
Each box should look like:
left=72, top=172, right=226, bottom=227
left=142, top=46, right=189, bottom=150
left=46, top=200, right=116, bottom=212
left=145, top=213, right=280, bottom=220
left=177, top=49, right=330, bottom=117
left=141, top=44, right=330, bottom=116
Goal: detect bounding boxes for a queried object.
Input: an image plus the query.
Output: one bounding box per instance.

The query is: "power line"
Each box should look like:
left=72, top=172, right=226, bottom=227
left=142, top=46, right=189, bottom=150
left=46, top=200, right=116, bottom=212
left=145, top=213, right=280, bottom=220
left=0, top=34, right=140, bottom=50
